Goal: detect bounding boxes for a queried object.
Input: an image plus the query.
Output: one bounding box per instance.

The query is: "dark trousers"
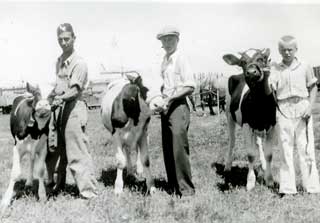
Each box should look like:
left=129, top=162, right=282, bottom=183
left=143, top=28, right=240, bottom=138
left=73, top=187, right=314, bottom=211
left=161, top=99, right=195, bottom=196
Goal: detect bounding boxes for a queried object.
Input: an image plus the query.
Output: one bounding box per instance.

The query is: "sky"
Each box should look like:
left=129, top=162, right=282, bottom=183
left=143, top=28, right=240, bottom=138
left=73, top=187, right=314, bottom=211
left=0, top=1, right=320, bottom=96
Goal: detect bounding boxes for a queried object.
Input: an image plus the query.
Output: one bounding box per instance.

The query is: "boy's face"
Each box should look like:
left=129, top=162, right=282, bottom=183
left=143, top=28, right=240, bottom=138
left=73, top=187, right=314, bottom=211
left=278, top=42, right=297, bottom=64
left=58, top=31, right=75, bottom=54
left=160, top=35, right=179, bottom=55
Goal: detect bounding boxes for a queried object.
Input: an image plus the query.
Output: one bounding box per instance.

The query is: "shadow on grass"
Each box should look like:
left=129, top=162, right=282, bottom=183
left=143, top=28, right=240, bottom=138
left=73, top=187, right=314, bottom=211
left=13, top=179, right=39, bottom=200
left=211, top=162, right=279, bottom=193
left=13, top=179, right=80, bottom=201
left=98, top=168, right=172, bottom=195
left=47, top=183, right=80, bottom=199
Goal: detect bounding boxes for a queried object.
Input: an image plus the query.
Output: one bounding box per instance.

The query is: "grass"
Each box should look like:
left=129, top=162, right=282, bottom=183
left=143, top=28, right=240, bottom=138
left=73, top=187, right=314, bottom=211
left=1, top=99, right=320, bottom=222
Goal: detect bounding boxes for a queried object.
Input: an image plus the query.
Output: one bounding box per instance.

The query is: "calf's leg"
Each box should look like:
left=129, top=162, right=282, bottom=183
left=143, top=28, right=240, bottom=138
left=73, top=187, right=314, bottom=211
left=257, top=137, right=266, bottom=171
left=138, top=132, right=155, bottom=194
left=263, top=127, right=275, bottom=188
left=224, top=111, right=236, bottom=171
left=0, top=139, right=24, bottom=212
left=34, top=134, right=48, bottom=201
left=25, top=138, right=38, bottom=187
left=243, top=125, right=257, bottom=191
left=114, top=131, right=126, bottom=195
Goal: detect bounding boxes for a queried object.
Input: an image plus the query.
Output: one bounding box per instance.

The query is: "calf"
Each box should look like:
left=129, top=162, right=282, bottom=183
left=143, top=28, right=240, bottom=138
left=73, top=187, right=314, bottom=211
left=0, top=83, right=51, bottom=212
left=101, top=73, right=163, bottom=195
left=222, top=48, right=277, bottom=191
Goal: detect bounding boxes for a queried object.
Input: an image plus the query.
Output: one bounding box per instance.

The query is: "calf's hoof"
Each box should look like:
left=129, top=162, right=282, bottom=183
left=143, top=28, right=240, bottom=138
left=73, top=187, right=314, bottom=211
left=261, top=161, right=267, bottom=171
left=224, top=162, right=232, bottom=172
left=246, top=171, right=256, bottom=191
left=114, top=187, right=123, bottom=195
left=265, top=175, right=274, bottom=188
left=135, top=173, right=145, bottom=182
left=149, top=186, right=156, bottom=195
left=136, top=165, right=143, bottom=176
left=38, top=191, right=47, bottom=202
left=0, top=199, right=10, bottom=215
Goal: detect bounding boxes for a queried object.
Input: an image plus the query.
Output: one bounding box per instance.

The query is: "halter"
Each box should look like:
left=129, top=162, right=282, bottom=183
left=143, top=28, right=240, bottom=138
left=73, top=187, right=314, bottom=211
left=14, top=96, right=34, bottom=116
left=240, top=48, right=269, bottom=83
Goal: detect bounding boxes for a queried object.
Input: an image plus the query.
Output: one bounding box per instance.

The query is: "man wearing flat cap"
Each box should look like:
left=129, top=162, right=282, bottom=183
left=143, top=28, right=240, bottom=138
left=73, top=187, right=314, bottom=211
left=157, top=26, right=195, bottom=196
left=47, top=23, right=98, bottom=199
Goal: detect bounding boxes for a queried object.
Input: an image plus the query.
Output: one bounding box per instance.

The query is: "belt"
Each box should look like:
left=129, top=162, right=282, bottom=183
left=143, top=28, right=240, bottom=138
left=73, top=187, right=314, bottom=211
left=278, top=96, right=307, bottom=104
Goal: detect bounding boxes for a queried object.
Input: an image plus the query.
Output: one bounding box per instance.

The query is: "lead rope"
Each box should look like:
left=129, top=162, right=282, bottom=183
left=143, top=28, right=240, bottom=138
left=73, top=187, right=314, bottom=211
left=305, top=118, right=313, bottom=175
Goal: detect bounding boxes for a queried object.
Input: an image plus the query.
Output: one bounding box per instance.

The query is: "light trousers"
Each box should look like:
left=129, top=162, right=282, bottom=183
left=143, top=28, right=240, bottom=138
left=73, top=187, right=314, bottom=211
left=47, top=100, right=98, bottom=198
left=277, top=98, right=320, bottom=194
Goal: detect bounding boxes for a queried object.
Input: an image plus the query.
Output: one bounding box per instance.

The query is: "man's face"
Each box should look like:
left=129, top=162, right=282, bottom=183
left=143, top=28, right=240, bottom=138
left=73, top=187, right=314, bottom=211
left=58, top=31, right=75, bottom=53
left=160, top=35, right=179, bottom=55
left=279, top=42, right=297, bottom=64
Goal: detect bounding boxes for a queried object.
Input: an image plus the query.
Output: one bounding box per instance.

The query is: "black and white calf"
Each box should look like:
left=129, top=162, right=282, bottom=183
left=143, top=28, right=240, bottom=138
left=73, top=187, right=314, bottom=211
left=0, top=83, right=51, bottom=212
left=223, top=48, right=277, bottom=191
left=101, top=73, right=164, bottom=195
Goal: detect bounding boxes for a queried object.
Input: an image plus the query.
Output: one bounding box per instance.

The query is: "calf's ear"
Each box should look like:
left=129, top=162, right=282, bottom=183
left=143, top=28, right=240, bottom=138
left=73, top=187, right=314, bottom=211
left=26, top=82, right=35, bottom=93
left=25, top=97, right=35, bottom=106
left=26, top=82, right=40, bottom=96
left=223, top=54, right=241, bottom=66
left=262, top=48, right=270, bottom=59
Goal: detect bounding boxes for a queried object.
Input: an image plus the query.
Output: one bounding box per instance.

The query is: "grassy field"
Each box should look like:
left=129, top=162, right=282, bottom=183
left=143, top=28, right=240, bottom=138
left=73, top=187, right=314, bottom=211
left=1, top=96, right=320, bottom=223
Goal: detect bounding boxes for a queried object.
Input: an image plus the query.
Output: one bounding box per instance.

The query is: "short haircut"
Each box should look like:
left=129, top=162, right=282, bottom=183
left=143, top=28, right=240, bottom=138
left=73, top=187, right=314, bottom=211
left=57, top=23, right=75, bottom=37
left=278, top=35, right=297, bottom=49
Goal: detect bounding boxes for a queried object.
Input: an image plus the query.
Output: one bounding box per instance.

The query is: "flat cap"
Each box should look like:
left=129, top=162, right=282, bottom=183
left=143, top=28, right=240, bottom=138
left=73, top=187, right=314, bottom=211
left=156, top=26, right=180, bottom=40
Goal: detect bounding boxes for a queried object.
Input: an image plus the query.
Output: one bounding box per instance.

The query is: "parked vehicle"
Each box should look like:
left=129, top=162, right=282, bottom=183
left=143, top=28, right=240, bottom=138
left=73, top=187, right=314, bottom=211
left=0, top=87, right=26, bottom=114
left=82, top=79, right=109, bottom=110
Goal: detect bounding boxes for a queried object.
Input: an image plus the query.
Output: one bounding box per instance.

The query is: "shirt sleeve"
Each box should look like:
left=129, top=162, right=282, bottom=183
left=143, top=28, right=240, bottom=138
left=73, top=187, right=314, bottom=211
left=69, top=60, right=88, bottom=90
left=178, top=55, right=196, bottom=89
left=269, top=62, right=279, bottom=91
left=305, top=64, right=318, bottom=87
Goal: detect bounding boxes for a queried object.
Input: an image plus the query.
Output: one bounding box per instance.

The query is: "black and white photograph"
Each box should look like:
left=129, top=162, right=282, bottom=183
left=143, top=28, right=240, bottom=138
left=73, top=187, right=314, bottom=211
left=0, top=0, right=320, bottom=222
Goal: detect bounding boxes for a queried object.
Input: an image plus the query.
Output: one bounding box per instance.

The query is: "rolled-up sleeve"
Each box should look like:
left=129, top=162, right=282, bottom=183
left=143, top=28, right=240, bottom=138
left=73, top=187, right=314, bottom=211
left=306, top=64, right=318, bottom=87
left=269, top=65, right=279, bottom=91
left=178, top=55, right=196, bottom=89
left=70, top=60, right=88, bottom=90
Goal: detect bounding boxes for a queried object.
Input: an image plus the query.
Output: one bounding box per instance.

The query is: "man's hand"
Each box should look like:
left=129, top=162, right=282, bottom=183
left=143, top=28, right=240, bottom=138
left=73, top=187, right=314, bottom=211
left=161, top=97, right=173, bottom=115
left=149, top=95, right=170, bottom=114
left=302, top=105, right=312, bottom=121
left=51, top=97, right=63, bottom=110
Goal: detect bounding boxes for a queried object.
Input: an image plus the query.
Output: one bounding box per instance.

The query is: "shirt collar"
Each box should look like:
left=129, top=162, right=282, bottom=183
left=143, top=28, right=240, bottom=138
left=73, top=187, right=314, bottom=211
left=164, top=49, right=179, bottom=63
left=59, top=51, right=76, bottom=68
left=279, top=57, right=301, bottom=70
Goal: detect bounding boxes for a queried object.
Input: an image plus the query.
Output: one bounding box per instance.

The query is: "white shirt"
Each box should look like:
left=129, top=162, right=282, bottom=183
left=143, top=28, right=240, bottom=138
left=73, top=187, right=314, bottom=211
left=160, top=50, right=196, bottom=97
left=54, top=51, right=88, bottom=95
left=270, top=58, right=317, bottom=101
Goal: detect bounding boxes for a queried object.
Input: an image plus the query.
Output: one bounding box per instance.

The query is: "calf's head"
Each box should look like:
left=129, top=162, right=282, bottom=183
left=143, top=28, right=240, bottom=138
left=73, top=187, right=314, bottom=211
left=26, top=83, right=51, bottom=130
left=26, top=82, right=42, bottom=108
left=34, top=99, right=51, bottom=130
left=125, top=72, right=167, bottom=115
left=122, top=73, right=151, bottom=125
left=126, top=74, right=149, bottom=100
left=223, top=48, right=270, bottom=89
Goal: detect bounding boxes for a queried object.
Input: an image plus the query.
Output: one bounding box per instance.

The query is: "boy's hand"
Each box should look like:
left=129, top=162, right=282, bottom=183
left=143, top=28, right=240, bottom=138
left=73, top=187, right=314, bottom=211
left=302, top=105, right=312, bottom=121
left=262, top=66, right=271, bottom=78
